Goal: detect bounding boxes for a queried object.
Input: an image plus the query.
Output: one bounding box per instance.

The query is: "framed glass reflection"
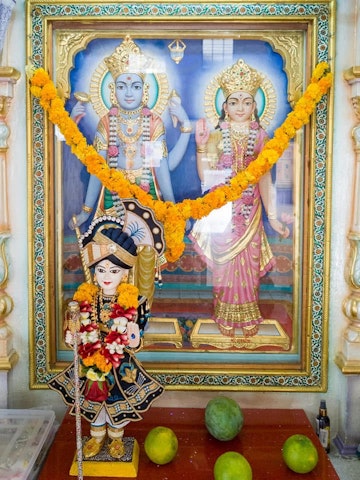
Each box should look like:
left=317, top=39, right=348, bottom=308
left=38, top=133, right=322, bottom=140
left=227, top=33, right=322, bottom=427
left=27, top=0, right=334, bottom=390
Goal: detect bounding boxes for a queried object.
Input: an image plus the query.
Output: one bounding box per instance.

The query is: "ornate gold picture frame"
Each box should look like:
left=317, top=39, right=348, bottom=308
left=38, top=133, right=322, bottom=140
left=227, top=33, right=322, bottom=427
left=26, top=0, right=334, bottom=390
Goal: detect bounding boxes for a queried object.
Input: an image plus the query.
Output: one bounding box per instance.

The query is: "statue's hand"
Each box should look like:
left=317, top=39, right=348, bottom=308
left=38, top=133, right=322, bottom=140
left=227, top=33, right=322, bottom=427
left=71, top=101, right=86, bottom=123
left=68, top=211, right=90, bottom=230
left=268, top=218, right=290, bottom=238
left=168, top=101, right=188, bottom=125
left=195, top=118, right=210, bottom=146
left=127, top=322, right=140, bottom=349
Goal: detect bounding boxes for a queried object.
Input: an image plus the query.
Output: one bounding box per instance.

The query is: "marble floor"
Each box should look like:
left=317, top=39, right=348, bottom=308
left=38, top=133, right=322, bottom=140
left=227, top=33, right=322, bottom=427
left=329, top=448, right=359, bottom=480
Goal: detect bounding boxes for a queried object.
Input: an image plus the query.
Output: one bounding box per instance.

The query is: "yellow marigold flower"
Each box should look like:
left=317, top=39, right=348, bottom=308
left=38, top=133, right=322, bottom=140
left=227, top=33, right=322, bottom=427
left=93, top=351, right=112, bottom=374
left=82, top=355, right=95, bottom=367
left=117, top=283, right=139, bottom=309
left=28, top=63, right=332, bottom=264
left=74, top=282, right=99, bottom=303
left=30, top=86, right=42, bottom=97
left=30, top=68, right=50, bottom=87
left=311, top=62, right=329, bottom=82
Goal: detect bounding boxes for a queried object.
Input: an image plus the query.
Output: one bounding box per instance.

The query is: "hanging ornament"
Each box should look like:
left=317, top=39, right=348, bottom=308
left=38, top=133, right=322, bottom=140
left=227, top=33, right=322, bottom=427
left=168, top=39, right=186, bottom=64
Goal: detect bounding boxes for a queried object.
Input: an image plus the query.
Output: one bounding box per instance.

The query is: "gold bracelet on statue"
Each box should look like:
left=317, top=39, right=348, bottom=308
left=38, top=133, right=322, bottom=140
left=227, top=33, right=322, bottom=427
left=197, top=146, right=206, bottom=153
left=180, top=125, right=192, bottom=133
left=82, top=204, right=93, bottom=214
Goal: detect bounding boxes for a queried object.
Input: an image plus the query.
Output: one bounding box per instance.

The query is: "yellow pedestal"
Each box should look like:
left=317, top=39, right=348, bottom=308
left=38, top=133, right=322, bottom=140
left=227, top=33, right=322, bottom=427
left=190, top=318, right=290, bottom=350
left=143, top=317, right=183, bottom=348
left=70, top=437, right=139, bottom=477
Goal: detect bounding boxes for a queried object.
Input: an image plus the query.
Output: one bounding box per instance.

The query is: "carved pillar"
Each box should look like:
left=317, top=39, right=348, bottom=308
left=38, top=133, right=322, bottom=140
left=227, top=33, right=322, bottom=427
left=333, top=66, right=360, bottom=455
left=0, top=67, right=20, bottom=408
left=336, top=66, right=360, bottom=373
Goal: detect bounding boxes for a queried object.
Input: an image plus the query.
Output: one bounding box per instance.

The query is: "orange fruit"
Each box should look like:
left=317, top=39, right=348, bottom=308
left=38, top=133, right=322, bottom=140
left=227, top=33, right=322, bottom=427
left=214, top=451, right=252, bottom=480
left=144, top=426, right=178, bottom=465
left=282, top=434, right=319, bottom=474
left=205, top=396, right=244, bottom=441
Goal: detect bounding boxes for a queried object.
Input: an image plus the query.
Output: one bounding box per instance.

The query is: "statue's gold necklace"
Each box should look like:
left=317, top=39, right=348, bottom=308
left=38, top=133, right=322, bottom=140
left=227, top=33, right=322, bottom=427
left=108, top=105, right=152, bottom=213
left=230, top=127, right=249, bottom=172
left=221, top=123, right=257, bottom=173
left=91, top=290, right=117, bottom=324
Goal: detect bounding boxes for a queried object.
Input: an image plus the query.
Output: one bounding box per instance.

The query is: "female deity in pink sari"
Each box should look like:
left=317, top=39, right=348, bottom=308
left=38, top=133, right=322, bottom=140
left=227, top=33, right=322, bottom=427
left=191, top=59, right=289, bottom=338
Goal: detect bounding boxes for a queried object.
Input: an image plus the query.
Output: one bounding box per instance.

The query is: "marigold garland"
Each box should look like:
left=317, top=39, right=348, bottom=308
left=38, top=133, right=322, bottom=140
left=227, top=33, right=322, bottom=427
left=74, top=282, right=139, bottom=381
left=28, top=63, right=332, bottom=262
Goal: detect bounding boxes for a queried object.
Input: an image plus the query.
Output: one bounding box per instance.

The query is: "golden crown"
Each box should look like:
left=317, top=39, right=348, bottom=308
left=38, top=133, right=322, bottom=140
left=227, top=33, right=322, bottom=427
left=104, top=35, right=147, bottom=81
left=219, top=59, right=263, bottom=98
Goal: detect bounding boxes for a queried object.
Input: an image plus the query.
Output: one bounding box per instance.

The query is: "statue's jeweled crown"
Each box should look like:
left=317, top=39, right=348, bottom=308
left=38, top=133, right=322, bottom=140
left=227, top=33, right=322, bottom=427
left=219, top=59, right=263, bottom=98
left=104, top=35, right=147, bottom=81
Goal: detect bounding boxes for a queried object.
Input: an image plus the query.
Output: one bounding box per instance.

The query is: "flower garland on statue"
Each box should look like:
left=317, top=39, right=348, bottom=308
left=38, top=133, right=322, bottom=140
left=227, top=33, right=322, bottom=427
left=72, top=282, right=139, bottom=402
left=27, top=62, right=332, bottom=263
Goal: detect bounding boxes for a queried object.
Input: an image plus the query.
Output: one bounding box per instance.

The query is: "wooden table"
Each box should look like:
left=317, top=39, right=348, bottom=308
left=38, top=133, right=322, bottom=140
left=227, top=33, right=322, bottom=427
left=39, top=407, right=340, bottom=479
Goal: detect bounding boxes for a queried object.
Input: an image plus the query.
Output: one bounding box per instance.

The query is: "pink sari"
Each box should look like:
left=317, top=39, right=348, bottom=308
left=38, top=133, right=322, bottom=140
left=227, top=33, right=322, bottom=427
left=190, top=125, right=275, bottom=334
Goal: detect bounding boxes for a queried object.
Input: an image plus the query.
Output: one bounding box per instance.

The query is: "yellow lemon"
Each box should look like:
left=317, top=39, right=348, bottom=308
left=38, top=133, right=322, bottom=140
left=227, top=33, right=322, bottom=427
left=282, top=434, right=319, bottom=474
left=214, top=451, right=252, bottom=480
left=144, top=426, right=178, bottom=465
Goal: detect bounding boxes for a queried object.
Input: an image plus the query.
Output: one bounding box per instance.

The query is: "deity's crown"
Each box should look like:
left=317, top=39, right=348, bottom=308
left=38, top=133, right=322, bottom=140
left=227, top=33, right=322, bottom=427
left=104, top=35, right=147, bottom=81
left=219, top=59, right=263, bottom=98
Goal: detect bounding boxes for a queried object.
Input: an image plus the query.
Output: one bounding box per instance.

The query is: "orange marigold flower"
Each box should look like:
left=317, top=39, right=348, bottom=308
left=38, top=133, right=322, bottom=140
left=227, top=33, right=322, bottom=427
left=28, top=63, right=332, bottom=264
left=30, top=68, right=50, bottom=87
left=117, top=283, right=139, bottom=310
left=311, top=62, right=329, bottom=82
left=74, top=283, right=99, bottom=303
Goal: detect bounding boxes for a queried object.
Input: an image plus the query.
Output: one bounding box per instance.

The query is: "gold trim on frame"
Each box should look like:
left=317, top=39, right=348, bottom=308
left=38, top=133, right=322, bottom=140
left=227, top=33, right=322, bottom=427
left=55, top=29, right=304, bottom=112
left=26, top=0, right=335, bottom=392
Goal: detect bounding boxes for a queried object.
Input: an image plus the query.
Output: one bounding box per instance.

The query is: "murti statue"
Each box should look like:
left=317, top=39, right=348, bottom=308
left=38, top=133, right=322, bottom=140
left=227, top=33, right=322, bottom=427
left=49, top=215, right=164, bottom=459
left=70, top=35, right=191, bottom=230
left=190, top=59, right=289, bottom=338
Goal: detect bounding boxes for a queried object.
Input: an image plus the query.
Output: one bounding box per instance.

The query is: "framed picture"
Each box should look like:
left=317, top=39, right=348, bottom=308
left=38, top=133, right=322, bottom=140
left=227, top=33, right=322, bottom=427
left=27, top=0, right=334, bottom=390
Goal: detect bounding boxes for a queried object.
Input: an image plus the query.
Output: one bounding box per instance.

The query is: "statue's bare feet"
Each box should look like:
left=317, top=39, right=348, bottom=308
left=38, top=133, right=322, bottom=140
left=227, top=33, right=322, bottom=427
left=242, top=324, right=259, bottom=337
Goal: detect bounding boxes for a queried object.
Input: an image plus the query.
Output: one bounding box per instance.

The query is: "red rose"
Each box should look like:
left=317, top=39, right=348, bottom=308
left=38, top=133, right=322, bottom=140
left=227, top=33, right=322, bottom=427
left=104, top=330, right=122, bottom=344
left=80, top=301, right=92, bottom=312
left=84, top=379, right=109, bottom=402
left=110, top=304, right=126, bottom=318
left=110, top=305, right=137, bottom=320
left=78, top=340, right=102, bottom=357
left=140, top=181, right=150, bottom=192
left=108, top=145, right=119, bottom=157
left=103, top=349, right=124, bottom=369
left=79, top=322, right=98, bottom=335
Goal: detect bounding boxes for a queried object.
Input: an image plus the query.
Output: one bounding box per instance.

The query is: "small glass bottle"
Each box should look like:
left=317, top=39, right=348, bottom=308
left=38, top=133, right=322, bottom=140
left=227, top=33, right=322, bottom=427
left=315, top=402, right=322, bottom=436
left=318, top=400, right=331, bottom=453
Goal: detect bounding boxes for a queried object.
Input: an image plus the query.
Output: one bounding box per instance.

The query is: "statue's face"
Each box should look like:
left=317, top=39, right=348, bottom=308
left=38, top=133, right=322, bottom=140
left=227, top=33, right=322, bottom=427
left=115, top=73, right=144, bottom=111
left=94, top=259, right=125, bottom=296
left=224, top=91, right=255, bottom=124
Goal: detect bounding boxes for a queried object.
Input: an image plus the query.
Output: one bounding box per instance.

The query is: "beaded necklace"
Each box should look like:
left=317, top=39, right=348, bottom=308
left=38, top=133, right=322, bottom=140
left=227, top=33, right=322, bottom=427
left=108, top=105, right=152, bottom=216
left=92, top=290, right=118, bottom=324
left=219, top=121, right=259, bottom=227
left=219, top=121, right=258, bottom=173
